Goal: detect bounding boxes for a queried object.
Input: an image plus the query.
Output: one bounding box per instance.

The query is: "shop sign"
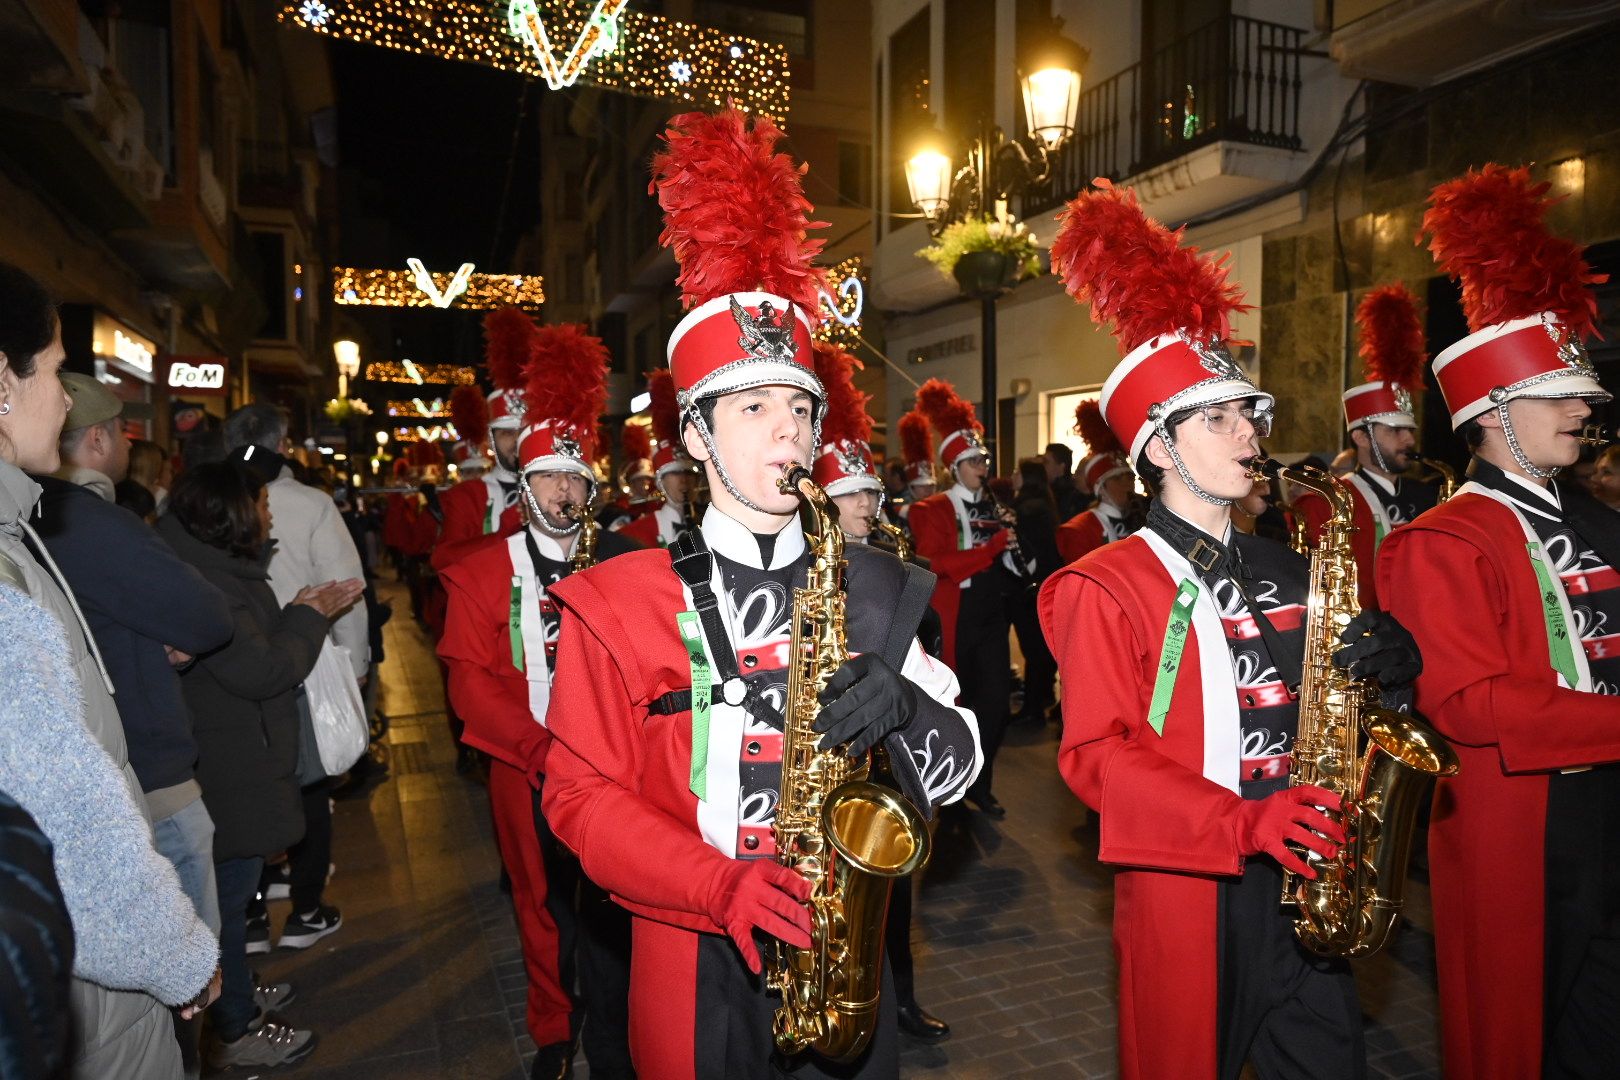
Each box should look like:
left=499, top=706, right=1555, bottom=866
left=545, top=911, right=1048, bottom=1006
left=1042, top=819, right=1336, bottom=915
left=164, top=356, right=230, bottom=397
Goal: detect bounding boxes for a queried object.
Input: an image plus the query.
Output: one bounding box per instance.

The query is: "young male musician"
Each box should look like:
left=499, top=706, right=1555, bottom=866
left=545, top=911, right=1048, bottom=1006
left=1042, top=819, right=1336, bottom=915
left=1293, top=285, right=1437, bottom=607
left=538, top=107, right=981, bottom=1080
left=438, top=324, right=637, bottom=1080
left=1379, top=164, right=1620, bottom=1080
left=431, top=310, right=534, bottom=574
left=1039, top=180, right=1422, bottom=1079
left=616, top=370, right=700, bottom=548
left=1056, top=400, right=1137, bottom=563
left=908, top=379, right=1025, bottom=818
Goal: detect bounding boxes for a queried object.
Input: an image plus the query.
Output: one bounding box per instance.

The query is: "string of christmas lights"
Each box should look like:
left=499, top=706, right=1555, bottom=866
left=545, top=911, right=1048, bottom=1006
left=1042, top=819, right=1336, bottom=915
left=386, top=399, right=452, bottom=418
left=363, top=361, right=479, bottom=386
left=280, top=1, right=791, bottom=120
left=334, top=265, right=546, bottom=310
left=814, top=256, right=866, bottom=346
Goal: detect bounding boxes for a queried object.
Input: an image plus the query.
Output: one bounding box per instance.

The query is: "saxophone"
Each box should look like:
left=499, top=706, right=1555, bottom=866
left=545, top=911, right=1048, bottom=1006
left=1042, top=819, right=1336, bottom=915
left=1278, top=465, right=1459, bottom=957
left=1415, top=457, right=1458, bottom=503
left=562, top=498, right=600, bottom=572
left=870, top=516, right=913, bottom=561
left=770, top=464, right=931, bottom=1062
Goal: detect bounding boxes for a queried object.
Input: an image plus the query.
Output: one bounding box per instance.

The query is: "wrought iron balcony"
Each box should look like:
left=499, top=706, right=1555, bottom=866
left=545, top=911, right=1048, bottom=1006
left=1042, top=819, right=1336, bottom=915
left=1023, top=15, right=1307, bottom=216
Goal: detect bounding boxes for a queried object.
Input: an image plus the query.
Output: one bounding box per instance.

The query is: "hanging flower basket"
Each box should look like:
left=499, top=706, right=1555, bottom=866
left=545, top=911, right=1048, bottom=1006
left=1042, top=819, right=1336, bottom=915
left=917, top=215, right=1043, bottom=298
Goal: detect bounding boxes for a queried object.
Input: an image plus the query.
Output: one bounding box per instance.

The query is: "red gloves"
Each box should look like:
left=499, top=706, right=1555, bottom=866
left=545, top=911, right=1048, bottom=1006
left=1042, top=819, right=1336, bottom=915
left=705, top=859, right=813, bottom=974
left=1234, top=785, right=1345, bottom=879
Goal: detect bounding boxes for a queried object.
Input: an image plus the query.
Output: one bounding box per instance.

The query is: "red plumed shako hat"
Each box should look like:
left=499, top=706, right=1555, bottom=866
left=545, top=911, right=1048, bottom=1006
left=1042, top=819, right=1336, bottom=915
left=898, top=410, right=935, bottom=487
left=448, top=385, right=492, bottom=472
left=1422, top=164, right=1609, bottom=428
left=810, top=342, right=881, bottom=496
left=915, top=379, right=986, bottom=469
left=1344, top=284, right=1425, bottom=431
left=1051, top=179, right=1266, bottom=464
left=484, top=308, right=538, bottom=430
left=645, top=368, right=694, bottom=479
left=1072, top=399, right=1129, bottom=491
left=517, top=323, right=610, bottom=483
left=651, top=107, right=828, bottom=414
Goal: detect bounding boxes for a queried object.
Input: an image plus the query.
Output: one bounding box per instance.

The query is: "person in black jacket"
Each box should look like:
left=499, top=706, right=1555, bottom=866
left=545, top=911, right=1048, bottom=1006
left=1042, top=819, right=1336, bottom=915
left=32, top=376, right=234, bottom=946
left=1008, top=459, right=1062, bottom=722
left=0, top=787, right=73, bottom=1080
left=161, top=463, right=361, bottom=1072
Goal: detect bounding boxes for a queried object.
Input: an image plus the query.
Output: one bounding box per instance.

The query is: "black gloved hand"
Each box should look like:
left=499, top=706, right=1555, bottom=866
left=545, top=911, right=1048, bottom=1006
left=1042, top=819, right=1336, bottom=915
left=813, top=653, right=919, bottom=758
left=1333, top=610, right=1422, bottom=689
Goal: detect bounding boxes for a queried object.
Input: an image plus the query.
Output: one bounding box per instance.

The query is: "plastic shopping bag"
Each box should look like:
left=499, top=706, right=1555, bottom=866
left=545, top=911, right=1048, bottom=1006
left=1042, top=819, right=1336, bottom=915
left=305, top=639, right=368, bottom=776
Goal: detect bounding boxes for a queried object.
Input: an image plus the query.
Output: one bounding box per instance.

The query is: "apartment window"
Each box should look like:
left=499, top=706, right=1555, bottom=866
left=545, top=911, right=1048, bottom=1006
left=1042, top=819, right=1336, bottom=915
left=250, top=231, right=289, bottom=342
left=695, top=1, right=811, bottom=59
left=886, top=8, right=931, bottom=233
left=837, top=141, right=871, bottom=208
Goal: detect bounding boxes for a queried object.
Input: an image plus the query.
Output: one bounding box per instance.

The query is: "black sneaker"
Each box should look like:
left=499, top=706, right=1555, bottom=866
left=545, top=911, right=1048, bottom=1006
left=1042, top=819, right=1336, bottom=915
left=278, top=904, right=342, bottom=950
left=245, top=910, right=271, bottom=955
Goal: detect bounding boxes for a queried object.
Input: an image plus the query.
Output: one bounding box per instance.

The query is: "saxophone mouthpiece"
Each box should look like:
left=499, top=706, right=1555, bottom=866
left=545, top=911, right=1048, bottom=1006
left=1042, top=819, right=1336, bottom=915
left=777, top=461, right=812, bottom=494
left=1241, top=456, right=1269, bottom=482
left=1576, top=423, right=1612, bottom=448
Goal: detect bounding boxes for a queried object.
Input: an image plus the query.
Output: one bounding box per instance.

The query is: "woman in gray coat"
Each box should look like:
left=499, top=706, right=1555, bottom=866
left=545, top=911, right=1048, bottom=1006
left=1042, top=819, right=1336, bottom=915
left=161, top=462, right=360, bottom=1070
left=0, top=261, right=219, bottom=1077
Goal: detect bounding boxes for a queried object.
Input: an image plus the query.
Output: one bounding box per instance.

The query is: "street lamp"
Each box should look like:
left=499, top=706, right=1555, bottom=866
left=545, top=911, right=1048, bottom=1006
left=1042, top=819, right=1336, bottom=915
left=333, top=339, right=361, bottom=398
left=904, top=25, right=1085, bottom=465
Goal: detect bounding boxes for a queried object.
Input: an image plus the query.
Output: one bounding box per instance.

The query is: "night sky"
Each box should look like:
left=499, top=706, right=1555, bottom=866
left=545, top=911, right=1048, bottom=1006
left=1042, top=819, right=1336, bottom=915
left=327, top=36, right=544, bottom=371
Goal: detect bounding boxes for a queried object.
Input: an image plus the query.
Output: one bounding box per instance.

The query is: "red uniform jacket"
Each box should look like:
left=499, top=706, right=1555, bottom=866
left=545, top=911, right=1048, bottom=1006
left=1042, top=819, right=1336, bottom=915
left=908, top=491, right=1007, bottom=668
left=437, top=537, right=549, bottom=776
left=431, top=475, right=522, bottom=573
left=383, top=493, right=438, bottom=557
left=1055, top=506, right=1115, bottom=564
left=1378, top=494, right=1620, bottom=1079
left=1293, top=480, right=1380, bottom=609
left=615, top=511, right=661, bottom=548
left=1038, top=535, right=1253, bottom=1080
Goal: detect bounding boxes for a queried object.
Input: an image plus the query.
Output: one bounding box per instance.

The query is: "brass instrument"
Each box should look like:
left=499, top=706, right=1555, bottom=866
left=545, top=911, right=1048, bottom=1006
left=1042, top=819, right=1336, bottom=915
left=770, top=464, right=931, bottom=1062
left=1415, top=457, right=1459, bottom=502
left=1278, top=465, right=1459, bottom=957
left=1576, top=423, right=1612, bottom=448
left=870, top=517, right=913, bottom=561
left=561, top=498, right=600, bottom=573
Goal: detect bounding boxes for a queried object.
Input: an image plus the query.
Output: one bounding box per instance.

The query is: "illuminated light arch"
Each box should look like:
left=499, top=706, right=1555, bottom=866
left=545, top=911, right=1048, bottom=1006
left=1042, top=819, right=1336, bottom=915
left=334, top=263, right=545, bottom=311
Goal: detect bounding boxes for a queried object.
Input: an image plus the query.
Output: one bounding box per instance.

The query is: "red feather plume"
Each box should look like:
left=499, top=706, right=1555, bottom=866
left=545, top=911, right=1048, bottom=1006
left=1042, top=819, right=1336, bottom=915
left=811, top=342, right=872, bottom=447
left=408, top=439, right=443, bottom=469
left=1073, top=398, right=1121, bottom=454
left=1355, top=285, right=1426, bottom=389
left=649, top=106, right=829, bottom=312
left=448, top=385, right=489, bottom=448
left=915, top=378, right=980, bottom=440
left=523, top=323, right=611, bottom=459
left=622, top=422, right=653, bottom=460
left=898, top=409, right=933, bottom=466
left=648, top=369, right=681, bottom=448
left=1421, top=164, right=1604, bottom=338
left=1050, top=178, right=1250, bottom=353
left=484, top=307, right=538, bottom=391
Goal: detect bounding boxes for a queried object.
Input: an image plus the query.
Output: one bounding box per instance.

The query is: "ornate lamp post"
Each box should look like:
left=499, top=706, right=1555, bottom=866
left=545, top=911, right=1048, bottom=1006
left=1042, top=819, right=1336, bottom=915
left=905, top=31, right=1085, bottom=464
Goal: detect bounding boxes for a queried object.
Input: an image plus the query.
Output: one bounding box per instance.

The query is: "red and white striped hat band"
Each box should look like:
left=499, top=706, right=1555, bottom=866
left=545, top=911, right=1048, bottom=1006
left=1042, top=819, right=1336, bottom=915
left=666, top=292, right=821, bottom=402
left=813, top=438, right=883, bottom=497
left=1432, top=312, right=1610, bottom=429
left=1083, top=452, right=1132, bottom=490
left=487, top=389, right=523, bottom=430
left=1099, top=332, right=1274, bottom=462
left=1342, top=382, right=1417, bottom=430
left=905, top=462, right=936, bottom=486
left=940, top=428, right=987, bottom=467
left=518, top=419, right=594, bottom=479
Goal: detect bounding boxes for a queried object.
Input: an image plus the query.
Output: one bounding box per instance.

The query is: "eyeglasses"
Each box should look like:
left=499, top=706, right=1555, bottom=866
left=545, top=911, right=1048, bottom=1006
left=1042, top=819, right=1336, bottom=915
left=1191, top=404, right=1272, bottom=438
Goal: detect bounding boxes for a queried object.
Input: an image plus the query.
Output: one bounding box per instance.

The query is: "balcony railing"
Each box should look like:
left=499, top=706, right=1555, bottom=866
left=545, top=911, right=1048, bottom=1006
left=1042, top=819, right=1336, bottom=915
left=1024, top=15, right=1306, bottom=215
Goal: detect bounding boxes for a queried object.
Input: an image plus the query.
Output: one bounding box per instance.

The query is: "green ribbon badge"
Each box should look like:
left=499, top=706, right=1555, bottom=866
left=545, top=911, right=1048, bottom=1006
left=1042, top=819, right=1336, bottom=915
left=1527, top=541, right=1581, bottom=689
left=677, top=611, right=713, bottom=800
left=508, top=576, right=526, bottom=674
left=1147, top=579, right=1200, bottom=737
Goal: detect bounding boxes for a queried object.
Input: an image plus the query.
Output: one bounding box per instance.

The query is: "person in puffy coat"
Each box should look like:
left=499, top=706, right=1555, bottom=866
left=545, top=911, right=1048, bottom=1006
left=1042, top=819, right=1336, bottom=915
left=160, top=462, right=360, bottom=1070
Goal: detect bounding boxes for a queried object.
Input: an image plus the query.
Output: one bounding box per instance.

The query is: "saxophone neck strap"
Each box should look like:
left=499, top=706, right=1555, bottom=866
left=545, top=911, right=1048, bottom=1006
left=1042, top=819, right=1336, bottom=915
left=1146, top=503, right=1302, bottom=696
left=666, top=528, right=774, bottom=711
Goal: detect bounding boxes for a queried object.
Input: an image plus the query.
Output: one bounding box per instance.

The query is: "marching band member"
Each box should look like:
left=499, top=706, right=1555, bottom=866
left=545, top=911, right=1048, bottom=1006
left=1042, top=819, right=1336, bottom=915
left=1039, top=180, right=1422, bottom=1080
left=447, top=385, right=493, bottom=480
left=616, top=370, right=700, bottom=548
left=1380, top=164, right=1620, bottom=1080
left=1292, top=285, right=1437, bottom=607
left=438, top=324, right=638, bottom=1080
left=430, top=311, right=532, bottom=574
left=889, top=408, right=936, bottom=528
left=1056, top=399, right=1137, bottom=563
left=539, top=106, right=980, bottom=1080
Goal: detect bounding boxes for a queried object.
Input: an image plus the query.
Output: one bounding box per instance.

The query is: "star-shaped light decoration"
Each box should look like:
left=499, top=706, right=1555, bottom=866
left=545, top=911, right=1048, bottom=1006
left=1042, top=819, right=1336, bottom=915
left=299, top=0, right=331, bottom=26
left=669, top=58, right=692, bottom=83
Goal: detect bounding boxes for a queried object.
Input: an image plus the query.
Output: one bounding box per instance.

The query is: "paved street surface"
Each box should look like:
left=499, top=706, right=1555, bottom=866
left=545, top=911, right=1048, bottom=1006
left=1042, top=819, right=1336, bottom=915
left=247, top=582, right=1440, bottom=1077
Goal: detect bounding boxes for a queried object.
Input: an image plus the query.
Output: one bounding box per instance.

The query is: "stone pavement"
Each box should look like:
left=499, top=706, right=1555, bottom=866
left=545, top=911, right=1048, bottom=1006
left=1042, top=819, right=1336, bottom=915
left=243, top=582, right=1440, bottom=1077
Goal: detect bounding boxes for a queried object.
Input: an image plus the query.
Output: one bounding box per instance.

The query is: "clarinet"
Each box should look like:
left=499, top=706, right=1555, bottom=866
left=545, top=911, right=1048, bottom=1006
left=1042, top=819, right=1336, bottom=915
left=990, top=493, right=1035, bottom=585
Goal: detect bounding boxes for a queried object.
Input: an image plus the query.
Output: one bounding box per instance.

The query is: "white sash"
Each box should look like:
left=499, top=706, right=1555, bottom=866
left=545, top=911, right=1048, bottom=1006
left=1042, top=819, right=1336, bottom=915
left=1342, top=472, right=1393, bottom=542
left=482, top=475, right=504, bottom=534
left=1456, top=481, right=1592, bottom=693
left=1139, top=529, right=1242, bottom=794
left=505, top=533, right=553, bottom=726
